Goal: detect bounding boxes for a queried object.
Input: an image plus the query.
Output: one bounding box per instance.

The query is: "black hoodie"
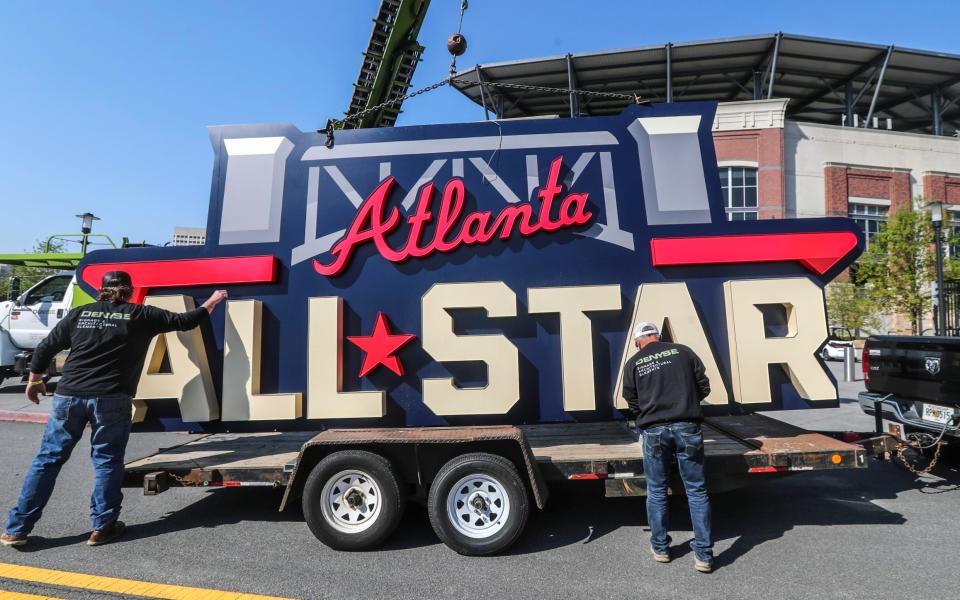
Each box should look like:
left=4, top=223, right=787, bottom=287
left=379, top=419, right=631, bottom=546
left=30, top=300, right=207, bottom=397
left=622, top=341, right=710, bottom=428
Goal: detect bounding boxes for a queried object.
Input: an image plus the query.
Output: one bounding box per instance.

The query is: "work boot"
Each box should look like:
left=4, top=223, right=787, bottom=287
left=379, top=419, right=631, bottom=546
left=650, top=546, right=670, bottom=563
left=694, top=556, right=713, bottom=573
left=1, top=532, right=27, bottom=547
left=87, top=521, right=126, bottom=546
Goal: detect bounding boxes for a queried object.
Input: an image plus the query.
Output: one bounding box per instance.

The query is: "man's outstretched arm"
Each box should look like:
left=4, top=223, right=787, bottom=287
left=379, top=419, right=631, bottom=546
left=147, top=290, right=228, bottom=334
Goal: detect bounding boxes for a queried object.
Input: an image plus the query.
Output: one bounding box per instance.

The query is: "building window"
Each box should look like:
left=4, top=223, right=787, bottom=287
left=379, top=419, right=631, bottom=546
left=848, top=202, right=888, bottom=248
left=719, top=167, right=758, bottom=220
left=947, top=209, right=960, bottom=258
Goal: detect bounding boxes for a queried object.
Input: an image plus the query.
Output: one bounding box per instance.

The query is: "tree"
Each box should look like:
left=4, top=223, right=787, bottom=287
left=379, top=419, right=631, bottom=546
left=825, top=282, right=880, bottom=337
left=943, top=215, right=960, bottom=281
left=0, top=239, right=68, bottom=301
left=854, top=204, right=935, bottom=334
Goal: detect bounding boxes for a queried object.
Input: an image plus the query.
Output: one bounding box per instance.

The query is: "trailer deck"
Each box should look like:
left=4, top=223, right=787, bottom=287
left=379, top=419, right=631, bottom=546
left=124, top=414, right=867, bottom=497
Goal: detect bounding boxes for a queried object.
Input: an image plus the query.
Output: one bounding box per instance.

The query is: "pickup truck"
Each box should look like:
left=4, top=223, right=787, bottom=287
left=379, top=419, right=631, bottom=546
left=0, top=272, right=79, bottom=380
left=859, top=336, right=960, bottom=441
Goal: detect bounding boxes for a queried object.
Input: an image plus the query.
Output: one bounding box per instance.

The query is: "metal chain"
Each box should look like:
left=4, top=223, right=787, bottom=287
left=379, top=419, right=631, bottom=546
left=450, top=77, right=646, bottom=103
left=449, top=0, right=469, bottom=76
left=894, top=439, right=942, bottom=476
left=318, top=78, right=453, bottom=148
left=319, top=75, right=645, bottom=148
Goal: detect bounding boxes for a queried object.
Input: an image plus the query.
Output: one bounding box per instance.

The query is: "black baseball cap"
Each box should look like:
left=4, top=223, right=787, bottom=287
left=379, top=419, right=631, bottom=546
left=101, top=270, right=132, bottom=288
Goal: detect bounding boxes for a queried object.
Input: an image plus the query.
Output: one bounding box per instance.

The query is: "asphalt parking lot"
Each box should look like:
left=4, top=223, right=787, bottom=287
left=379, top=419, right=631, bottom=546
left=0, top=364, right=958, bottom=600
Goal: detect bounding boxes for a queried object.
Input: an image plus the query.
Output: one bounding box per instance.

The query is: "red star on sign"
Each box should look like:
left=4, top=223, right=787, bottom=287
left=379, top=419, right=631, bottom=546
left=347, top=312, right=416, bottom=377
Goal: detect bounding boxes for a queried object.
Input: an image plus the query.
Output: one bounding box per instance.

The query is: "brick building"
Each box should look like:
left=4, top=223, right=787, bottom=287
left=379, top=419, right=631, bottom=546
left=172, top=226, right=206, bottom=246
left=452, top=33, right=960, bottom=333
left=712, top=99, right=960, bottom=252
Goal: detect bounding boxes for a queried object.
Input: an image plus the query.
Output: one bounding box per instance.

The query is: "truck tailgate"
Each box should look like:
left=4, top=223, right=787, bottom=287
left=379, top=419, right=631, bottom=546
left=865, top=335, right=960, bottom=404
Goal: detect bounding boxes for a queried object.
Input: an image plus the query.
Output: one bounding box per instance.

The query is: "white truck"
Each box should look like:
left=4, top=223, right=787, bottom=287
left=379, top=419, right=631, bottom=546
left=0, top=231, right=141, bottom=382
left=0, top=272, right=77, bottom=382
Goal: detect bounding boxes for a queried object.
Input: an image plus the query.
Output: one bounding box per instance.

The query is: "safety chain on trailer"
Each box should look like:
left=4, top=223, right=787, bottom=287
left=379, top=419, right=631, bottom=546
left=892, top=417, right=956, bottom=475
left=894, top=438, right=942, bottom=476
left=318, top=76, right=646, bottom=148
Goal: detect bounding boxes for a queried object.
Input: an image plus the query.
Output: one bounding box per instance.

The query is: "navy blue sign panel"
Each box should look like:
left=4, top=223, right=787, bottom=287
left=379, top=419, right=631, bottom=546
left=78, top=102, right=863, bottom=433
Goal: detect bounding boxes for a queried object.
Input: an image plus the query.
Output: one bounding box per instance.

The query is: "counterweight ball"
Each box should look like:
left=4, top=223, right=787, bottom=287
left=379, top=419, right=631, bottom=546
left=447, top=33, right=467, bottom=57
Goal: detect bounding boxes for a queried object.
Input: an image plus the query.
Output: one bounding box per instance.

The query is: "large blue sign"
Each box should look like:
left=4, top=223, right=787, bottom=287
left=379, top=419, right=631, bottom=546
left=78, top=102, right=862, bottom=432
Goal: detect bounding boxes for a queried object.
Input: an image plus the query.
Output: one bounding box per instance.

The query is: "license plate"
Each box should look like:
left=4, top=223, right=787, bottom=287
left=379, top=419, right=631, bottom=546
left=921, top=404, right=955, bottom=425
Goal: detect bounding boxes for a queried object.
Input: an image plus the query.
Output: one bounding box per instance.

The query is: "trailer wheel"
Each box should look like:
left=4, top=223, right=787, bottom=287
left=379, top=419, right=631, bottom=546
left=302, top=450, right=405, bottom=551
left=427, top=453, right=529, bottom=556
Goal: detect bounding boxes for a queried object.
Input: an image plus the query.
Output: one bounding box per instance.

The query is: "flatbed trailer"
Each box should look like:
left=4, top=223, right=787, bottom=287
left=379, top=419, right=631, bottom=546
left=124, top=415, right=889, bottom=555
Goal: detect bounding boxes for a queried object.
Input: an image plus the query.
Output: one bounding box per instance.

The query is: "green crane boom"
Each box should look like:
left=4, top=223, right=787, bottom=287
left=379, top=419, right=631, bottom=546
left=343, top=0, right=432, bottom=129
left=0, top=234, right=120, bottom=269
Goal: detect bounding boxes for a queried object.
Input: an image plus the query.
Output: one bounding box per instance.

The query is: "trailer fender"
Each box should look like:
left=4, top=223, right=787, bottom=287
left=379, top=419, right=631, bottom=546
left=280, top=426, right=548, bottom=512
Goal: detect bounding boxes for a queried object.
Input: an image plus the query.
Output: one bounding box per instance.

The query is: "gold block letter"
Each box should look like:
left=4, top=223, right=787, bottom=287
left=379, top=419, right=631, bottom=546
left=134, top=295, right=218, bottom=423
left=307, top=297, right=385, bottom=419
left=222, top=300, right=302, bottom=421
left=614, top=282, right=729, bottom=408
left=528, top=285, right=621, bottom=412
left=422, top=282, right=519, bottom=416
left=723, top=278, right=835, bottom=404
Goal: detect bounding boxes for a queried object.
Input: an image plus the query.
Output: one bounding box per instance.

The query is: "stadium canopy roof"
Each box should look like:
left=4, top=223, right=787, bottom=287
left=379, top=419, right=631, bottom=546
left=451, top=33, right=960, bottom=135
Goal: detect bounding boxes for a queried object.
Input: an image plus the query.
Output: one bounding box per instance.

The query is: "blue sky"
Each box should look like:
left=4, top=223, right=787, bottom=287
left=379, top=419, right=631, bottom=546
left=1, top=0, right=957, bottom=252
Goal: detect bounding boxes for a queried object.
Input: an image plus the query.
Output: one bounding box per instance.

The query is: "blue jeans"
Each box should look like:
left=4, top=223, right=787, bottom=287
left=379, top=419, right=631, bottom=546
left=642, top=421, right=713, bottom=561
left=5, top=394, right=132, bottom=535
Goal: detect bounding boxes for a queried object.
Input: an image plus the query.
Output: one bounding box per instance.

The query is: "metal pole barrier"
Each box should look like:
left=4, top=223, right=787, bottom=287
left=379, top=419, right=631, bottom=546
left=844, top=346, right=856, bottom=382
left=874, top=399, right=883, bottom=435
left=935, top=222, right=946, bottom=336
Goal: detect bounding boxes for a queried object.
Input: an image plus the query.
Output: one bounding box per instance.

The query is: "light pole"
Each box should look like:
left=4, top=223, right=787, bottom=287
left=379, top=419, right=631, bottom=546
left=75, top=212, right=100, bottom=255
left=929, top=201, right=946, bottom=335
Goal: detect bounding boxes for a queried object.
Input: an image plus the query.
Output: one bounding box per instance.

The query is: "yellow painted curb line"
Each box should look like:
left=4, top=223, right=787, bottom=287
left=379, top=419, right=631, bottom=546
left=0, top=590, right=65, bottom=600
left=0, top=563, right=294, bottom=600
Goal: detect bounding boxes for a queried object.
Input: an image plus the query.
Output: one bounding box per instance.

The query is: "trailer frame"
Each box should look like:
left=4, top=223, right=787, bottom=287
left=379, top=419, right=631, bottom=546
left=124, top=413, right=884, bottom=503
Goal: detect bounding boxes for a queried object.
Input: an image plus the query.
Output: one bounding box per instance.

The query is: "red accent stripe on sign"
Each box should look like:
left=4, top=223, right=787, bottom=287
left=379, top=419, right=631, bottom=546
left=650, top=232, right=859, bottom=275
left=80, top=256, right=277, bottom=304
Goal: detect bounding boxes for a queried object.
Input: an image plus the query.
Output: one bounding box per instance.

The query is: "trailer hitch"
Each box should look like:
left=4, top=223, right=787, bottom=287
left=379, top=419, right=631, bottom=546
left=144, top=471, right=170, bottom=496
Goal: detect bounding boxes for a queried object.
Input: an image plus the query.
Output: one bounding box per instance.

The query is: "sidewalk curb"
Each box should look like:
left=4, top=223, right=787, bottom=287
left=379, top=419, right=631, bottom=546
left=0, top=410, right=48, bottom=424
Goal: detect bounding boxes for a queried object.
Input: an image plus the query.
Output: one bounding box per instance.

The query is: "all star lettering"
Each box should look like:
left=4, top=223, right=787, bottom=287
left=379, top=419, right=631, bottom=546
left=312, top=156, right=593, bottom=277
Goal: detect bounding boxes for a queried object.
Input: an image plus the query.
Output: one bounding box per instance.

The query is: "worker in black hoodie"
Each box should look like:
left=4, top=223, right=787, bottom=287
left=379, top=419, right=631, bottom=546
left=2, top=271, right=227, bottom=548
left=623, top=321, right=713, bottom=573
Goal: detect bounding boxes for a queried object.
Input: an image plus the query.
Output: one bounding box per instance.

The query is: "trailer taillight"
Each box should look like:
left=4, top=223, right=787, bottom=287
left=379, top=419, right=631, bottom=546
left=862, top=346, right=870, bottom=381
left=748, top=466, right=789, bottom=473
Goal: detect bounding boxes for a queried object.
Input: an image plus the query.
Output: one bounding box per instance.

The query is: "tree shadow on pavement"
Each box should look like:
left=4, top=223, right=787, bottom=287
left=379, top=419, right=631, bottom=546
left=10, top=488, right=297, bottom=552
left=114, top=487, right=440, bottom=551
left=506, top=456, right=960, bottom=567
left=11, top=532, right=87, bottom=552
left=121, top=488, right=296, bottom=542
left=17, top=454, right=956, bottom=560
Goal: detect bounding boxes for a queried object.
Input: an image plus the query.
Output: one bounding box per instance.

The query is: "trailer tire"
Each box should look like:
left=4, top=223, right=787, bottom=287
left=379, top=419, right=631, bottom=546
left=302, top=450, right=405, bottom=551
left=427, top=452, right=529, bottom=556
